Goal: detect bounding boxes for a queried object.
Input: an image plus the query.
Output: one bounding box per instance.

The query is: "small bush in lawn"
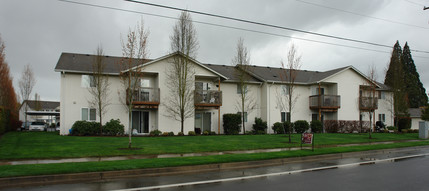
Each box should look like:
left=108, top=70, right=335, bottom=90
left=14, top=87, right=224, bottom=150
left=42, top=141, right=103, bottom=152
left=178, top=132, right=184, bottom=136
left=162, top=132, right=169, bottom=136
left=310, top=120, right=323, bottom=133
left=387, top=126, right=397, bottom=131
left=223, top=113, right=241, bottom=135
left=168, top=132, right=174, bottom=136
left=188, top=131, right=196, bottom=136
left=149, top=130, right=162, bottom=136
left=210, top=131, right=216, bottom=135
left=272, top=122, right=284, bottom=134
left=71, top=121, right=100, bottom=136
left=103, top=119, right=124, bottom=136
left=294, top=120, right=309, bottom=134
left=203, top=130, right=209, bottom=135
left=252, top=117, right=267, bottom=134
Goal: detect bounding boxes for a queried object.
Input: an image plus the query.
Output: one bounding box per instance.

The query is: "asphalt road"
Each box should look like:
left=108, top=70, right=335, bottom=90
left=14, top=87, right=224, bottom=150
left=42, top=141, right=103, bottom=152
left=165, top=156, right=429, bottom=191
left=3, top=149, right=429, bottom=191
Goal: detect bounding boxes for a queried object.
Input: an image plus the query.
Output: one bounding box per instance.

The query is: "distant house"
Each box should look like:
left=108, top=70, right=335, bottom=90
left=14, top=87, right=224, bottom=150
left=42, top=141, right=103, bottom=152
left=409, top=108, right=423, bottom=130
left=55, top=52, right=394, bottom=135
left=19, top=100, right=60, bottom=124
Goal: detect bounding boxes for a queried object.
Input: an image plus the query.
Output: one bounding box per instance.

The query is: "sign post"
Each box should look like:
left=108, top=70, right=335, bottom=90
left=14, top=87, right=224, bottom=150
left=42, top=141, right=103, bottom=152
left=301, top=133, right=314, bottom=151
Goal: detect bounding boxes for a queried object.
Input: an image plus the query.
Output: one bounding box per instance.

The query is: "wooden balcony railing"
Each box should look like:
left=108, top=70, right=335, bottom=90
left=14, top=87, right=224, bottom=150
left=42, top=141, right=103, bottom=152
left=194, top=90, right=222, bottom=107
left=127, top=87, right=160, bottom=108
left=309, top=95, right=341, bottom=110
left=359, top=97, right=378, bottom=110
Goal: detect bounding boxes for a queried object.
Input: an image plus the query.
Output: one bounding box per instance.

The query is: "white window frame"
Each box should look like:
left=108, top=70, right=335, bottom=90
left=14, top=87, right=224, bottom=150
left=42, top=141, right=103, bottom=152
left=238, top=112, right=248, bottom=122
left=378, top=113, right=386, bottom=122
left=281, top=85, right=290, bottom=96
left=81, top=108, right=96, bottom=121
left=81, top=75, right=95, bottom=88
left=237, top=84, right=247, bottom=94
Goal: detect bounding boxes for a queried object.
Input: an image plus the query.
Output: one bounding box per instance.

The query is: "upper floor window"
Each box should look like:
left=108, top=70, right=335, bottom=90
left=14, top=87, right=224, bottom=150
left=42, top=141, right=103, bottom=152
left=378, top=91, right=386, bottom=99
left=237, top=84, right=247, bottom=94
left=81, top=75, right=95, bottom=88
left=141, top=79, right=150, bottom=88
left=281, top=85, right=290, bottom=96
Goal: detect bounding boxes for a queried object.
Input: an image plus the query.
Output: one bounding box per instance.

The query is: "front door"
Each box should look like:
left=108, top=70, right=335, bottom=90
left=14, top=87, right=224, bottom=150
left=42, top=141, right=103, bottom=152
left=132, top=111, right=149, bottom=134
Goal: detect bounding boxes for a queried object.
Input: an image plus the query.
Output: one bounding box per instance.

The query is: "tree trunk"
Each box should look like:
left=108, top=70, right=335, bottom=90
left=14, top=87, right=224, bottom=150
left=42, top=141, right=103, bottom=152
left=369, top=111, right=372, bottom=139
left=128, top=110, right=132, bottom=149
left=181, top=119, right=184, bottom=134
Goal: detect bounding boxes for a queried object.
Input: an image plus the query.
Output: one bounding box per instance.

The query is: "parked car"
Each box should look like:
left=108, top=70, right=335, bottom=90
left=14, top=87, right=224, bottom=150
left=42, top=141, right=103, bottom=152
left=29, top=121, right=46, bottom=131
left=21, top=122, right=31, bottom=131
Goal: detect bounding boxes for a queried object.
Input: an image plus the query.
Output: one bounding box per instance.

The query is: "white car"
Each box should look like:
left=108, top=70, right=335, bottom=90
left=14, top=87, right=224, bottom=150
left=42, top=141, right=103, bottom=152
left=29, top=122, right=46, bottom=131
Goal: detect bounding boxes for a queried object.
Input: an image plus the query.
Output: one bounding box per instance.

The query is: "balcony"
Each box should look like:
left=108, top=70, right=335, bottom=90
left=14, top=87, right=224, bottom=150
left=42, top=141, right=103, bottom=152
left=309, top=95, right=341, bottom=112
left=194, top=90, right=222, bottom=109
left=127, top=87, right=160, bottom=109
left=359, top=97, right=378, bottom=111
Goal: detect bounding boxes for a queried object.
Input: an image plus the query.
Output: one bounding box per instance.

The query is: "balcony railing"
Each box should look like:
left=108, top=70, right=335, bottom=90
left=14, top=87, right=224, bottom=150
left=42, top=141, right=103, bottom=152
left=127, top=87, right=160, bottom=106
left=309, top=95, right=341, bottom=110
left=359, top=97, right=378, bottom=110
left=194, top=90, right=222, bottom=107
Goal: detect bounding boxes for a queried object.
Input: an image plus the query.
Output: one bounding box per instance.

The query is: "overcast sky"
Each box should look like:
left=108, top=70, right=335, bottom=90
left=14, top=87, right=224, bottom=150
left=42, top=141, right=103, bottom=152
left=1, top=0, right=428, bottom=102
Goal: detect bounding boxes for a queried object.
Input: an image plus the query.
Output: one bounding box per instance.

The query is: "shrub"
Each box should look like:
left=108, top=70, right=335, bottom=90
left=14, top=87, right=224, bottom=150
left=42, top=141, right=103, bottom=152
left=401, top=129, right=408, bottom=133
left=223, top=113, right=241, bottom=135
left=178, top=132, right=184, bottom=136
left=168, top=132, right=175, bottom=136
left=210, top=131, right=216, bottom=135
left=103, top=119, right=124, bottom=136
left=294, top=120, right=309, bottom=134
left=252, top=117, right=267, bottom=134
left=188, top=131, right=196, bottom=136
left=324, top=120, right=339, bottom=133
left=310, top=120, right=323, bottom=133
left=149, top=130, right=162, bottom=136
left=272, top=122, right=285, bottom=134
left=203, top=130, right=209, bottom=135
left=161, top=132, right=169, bottom=136
left=398, top=118, right=411, bottom=132
left=71, top=121, right=100, bottom=136
left=387, top=126, right=397, bottom=131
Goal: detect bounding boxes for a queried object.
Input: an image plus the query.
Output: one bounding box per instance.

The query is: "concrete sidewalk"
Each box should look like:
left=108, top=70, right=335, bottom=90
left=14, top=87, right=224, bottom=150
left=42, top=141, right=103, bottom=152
left=1, top=144, right=429, bottom=189
left=0, top=139, right=420, bottom=166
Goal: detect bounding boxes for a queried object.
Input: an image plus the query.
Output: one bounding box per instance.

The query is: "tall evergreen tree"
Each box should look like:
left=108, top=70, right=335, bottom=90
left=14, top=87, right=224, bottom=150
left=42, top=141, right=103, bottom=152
left=384, top=41, right=408, bottom=127
left=402, top=42, right=428, bottom=108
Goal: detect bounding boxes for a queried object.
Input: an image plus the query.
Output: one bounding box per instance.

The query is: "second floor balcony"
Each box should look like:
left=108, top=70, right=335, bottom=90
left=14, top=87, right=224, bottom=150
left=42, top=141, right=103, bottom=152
left=309, top=95, right=341, bottom=111
left=359, top=97, right=378, bottom=111
left=127, top=87, right=160, bottom=108
left=194, top=90, right=222, bottom=108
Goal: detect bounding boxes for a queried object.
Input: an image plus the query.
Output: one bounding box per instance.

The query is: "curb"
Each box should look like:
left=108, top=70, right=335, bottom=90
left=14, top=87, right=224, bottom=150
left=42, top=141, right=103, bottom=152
left=1, top=145, right=428, bottom=189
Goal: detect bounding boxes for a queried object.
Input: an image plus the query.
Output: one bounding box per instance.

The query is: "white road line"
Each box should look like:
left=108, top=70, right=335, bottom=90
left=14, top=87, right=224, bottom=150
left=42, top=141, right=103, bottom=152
left=112, top=153, right=429, bottom=191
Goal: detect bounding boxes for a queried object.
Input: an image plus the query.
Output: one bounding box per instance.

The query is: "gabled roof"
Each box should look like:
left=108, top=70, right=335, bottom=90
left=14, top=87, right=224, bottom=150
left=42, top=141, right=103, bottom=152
left=24, top=100, right=60, bottom=110
left=55, top=53, right=152, bottom=75
left=203, top=64, right=262, bottom=83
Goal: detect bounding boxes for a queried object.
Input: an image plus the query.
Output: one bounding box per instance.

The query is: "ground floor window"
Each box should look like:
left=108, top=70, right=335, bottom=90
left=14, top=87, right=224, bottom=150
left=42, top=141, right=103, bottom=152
left=312, top=113, right=324, bottom=122
left=281, top=112, right=291, bottom=122
left=81, top=108, right=96, bottom=121
left=378, top=114, right=386, bottom=122
left=238, top=112, right=248, bottom=122
left=195, top=112, right=211, bottom=133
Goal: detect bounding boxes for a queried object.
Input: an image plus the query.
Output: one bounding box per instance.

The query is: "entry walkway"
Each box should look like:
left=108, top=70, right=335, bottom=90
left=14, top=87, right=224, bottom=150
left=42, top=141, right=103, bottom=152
left=0, top=140, right=420, bottom=166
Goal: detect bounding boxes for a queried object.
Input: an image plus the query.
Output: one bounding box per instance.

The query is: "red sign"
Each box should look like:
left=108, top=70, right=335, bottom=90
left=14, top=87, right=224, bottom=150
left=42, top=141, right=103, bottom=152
left=302, top=133, right=313, bottom=144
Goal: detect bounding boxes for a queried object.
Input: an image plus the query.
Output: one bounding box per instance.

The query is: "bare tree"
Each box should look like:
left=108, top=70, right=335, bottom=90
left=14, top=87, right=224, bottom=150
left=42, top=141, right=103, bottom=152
left=232, top=38, right=256, bottom=134
left=18, top=64, right=36, bottom=125
left=277, top=43, right=302, bottom=142
left=366, top=64, right=378, bottom=139
left=164, top=11, right=199, bottom=134
left=88, top=45, right=110, bottom=134
left=118, top=19, right=149, bottom=148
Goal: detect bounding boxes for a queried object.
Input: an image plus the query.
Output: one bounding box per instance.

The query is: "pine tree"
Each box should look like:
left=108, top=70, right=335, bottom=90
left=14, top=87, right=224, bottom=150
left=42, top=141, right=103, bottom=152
left=384, top=41, right=408, bottom=127
left=402, top=42, right=428, bottom=108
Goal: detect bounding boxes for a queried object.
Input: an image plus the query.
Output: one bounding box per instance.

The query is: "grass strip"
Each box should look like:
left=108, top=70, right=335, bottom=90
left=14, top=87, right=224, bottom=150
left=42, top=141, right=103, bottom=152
left=0, top=132, right=421, bottom=160
left=1, top=140, right=429, bottom=178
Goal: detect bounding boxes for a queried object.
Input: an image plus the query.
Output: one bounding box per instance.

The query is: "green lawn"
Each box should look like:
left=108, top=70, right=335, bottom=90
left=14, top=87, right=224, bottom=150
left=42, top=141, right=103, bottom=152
left=1, top=140, right=429, bottom=178
left=0, top=131, right=421, bottom=160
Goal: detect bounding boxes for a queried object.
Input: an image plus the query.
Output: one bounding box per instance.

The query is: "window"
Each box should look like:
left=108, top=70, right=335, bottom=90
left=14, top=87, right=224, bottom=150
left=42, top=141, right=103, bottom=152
left=237, top=84, right=247, bottom=94
left=81, top=75, right=95, bottom=88
left=312, top=113, right=324, bottom=122
left=378, top=114, right=386, bottom=122
left=281, top=85, right=289, bottom=95
left=238, top=112, right=248, bottom=122
left=141, top=79, right=150, bottom=87
left=81, top=108, right=96, bottom=121
left=281, top=112, right=291, bottom=122
left=378, top=91, right=386, bottom=99
left=313, top=87, right=324, bottom=95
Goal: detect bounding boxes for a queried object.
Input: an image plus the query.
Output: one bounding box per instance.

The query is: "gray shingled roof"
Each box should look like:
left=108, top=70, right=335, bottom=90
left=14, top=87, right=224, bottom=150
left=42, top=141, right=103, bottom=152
left=55, top=53, right=152, bottom=74
left=409, top=108, right=423, bottom=118
left=203, top=64, right=262, bottom=83
left=25, top=100, right=60, bottom=110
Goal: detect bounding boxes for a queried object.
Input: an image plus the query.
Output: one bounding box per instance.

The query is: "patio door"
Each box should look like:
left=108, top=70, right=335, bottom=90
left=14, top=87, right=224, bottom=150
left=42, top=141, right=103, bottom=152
left=132, top=111, right=149, bottom=134
left=195, top=112, right=211, bottom=133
